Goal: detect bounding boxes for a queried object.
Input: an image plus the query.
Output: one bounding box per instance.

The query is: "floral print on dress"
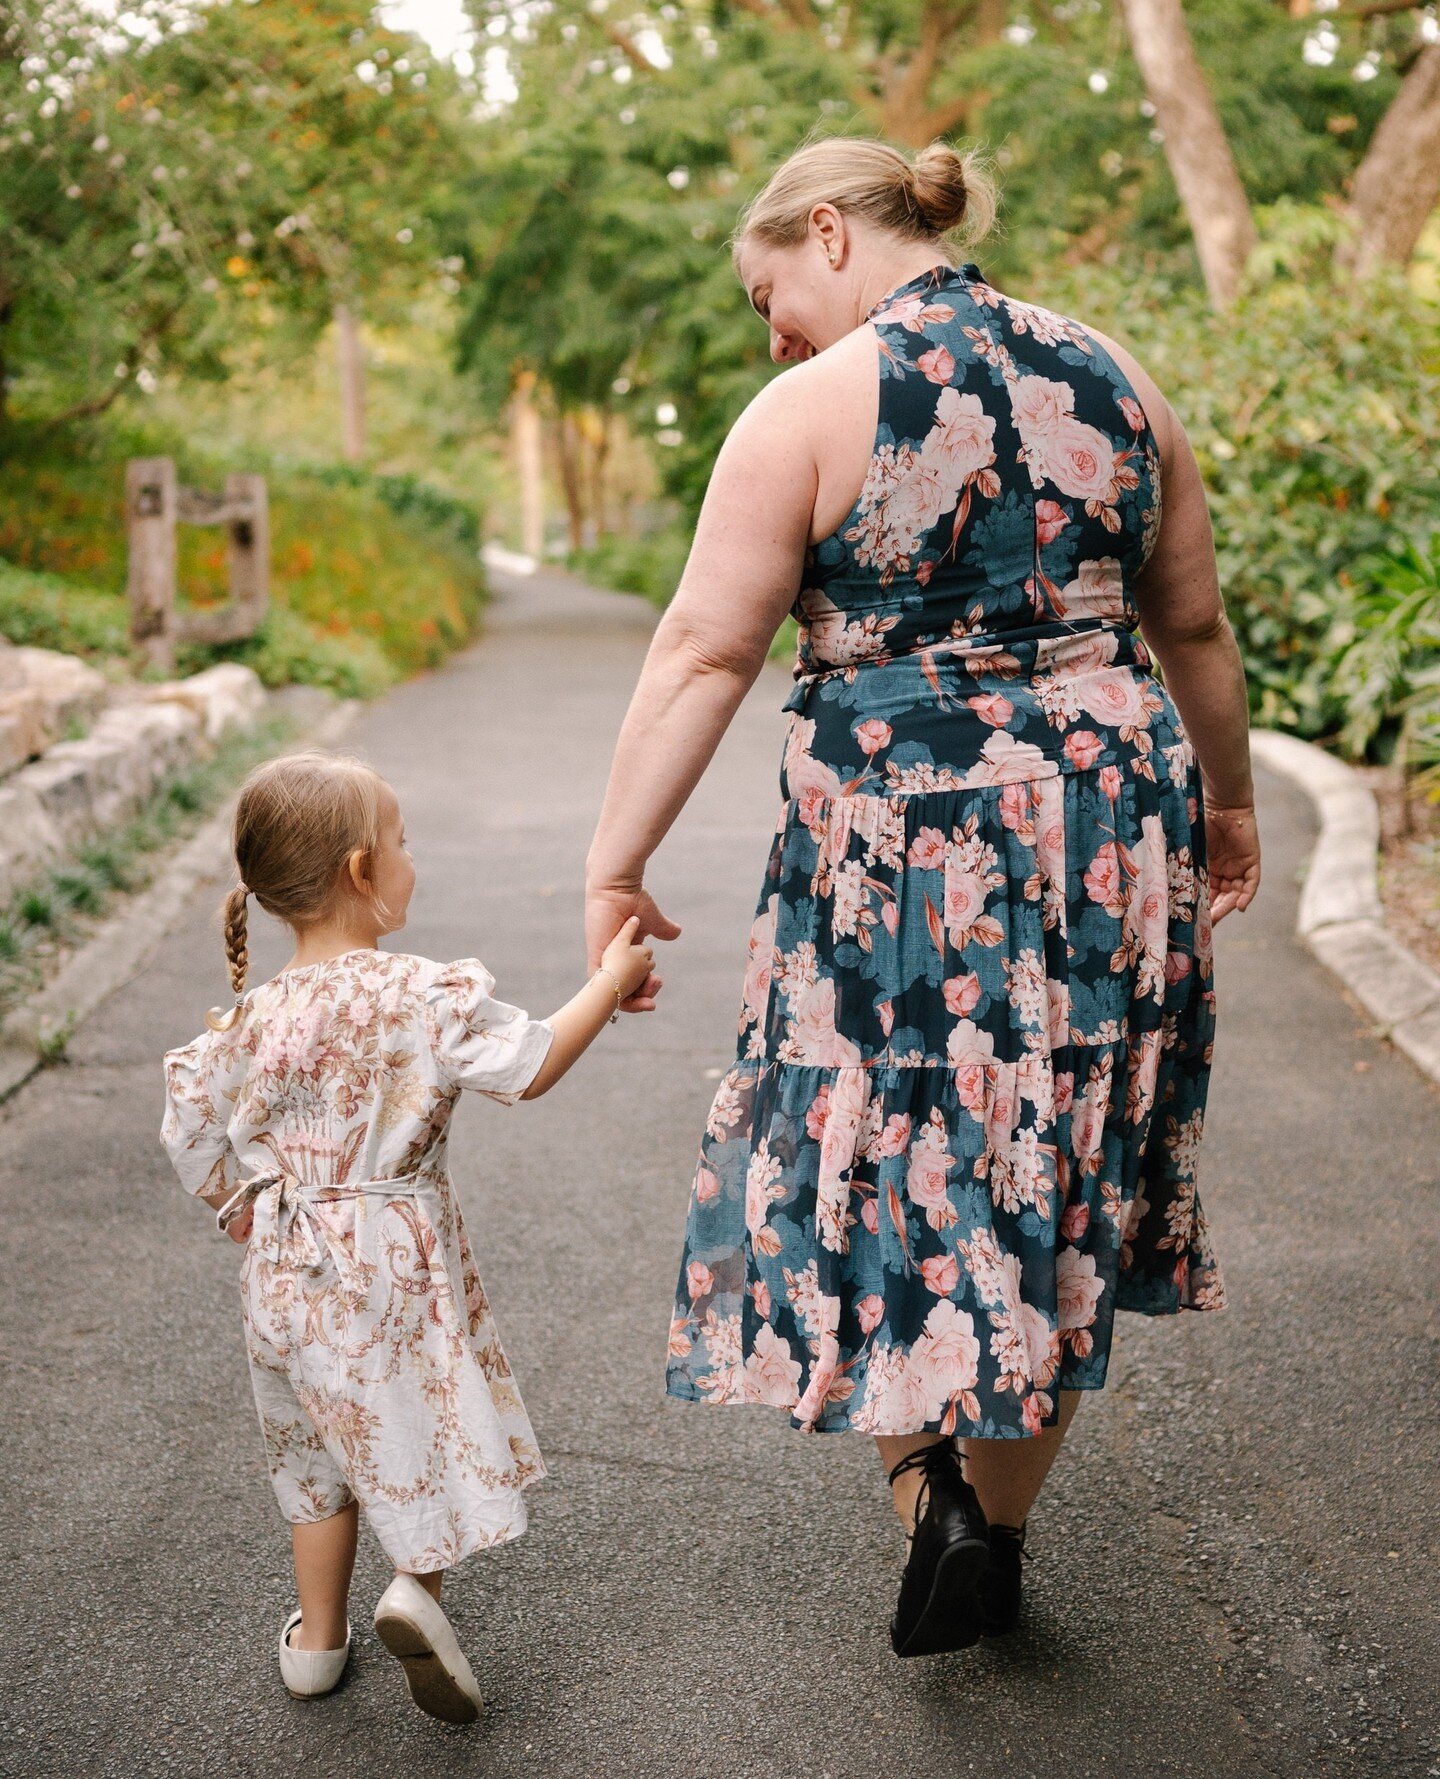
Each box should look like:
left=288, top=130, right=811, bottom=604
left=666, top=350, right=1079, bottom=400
left=161, top=950, right=554, bottom=1570
left=666, top=263, right=1224, bottom=1441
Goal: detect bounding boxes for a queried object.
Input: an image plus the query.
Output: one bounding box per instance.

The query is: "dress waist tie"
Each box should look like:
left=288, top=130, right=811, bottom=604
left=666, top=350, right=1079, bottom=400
left=215, top=1168, right=430, bottom=1282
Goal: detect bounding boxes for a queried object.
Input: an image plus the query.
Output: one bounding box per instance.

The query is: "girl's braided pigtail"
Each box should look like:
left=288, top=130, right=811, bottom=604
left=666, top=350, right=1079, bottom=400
left=205, top=883, right=251, bottom=1033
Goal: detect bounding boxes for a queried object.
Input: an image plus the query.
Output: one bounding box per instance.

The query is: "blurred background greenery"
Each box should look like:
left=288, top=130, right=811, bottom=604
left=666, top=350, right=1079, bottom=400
left=1, top=0, right=1437, bottom=779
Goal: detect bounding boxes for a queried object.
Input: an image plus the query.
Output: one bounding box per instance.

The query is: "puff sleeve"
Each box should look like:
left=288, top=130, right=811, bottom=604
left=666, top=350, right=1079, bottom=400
left=426, top=959, right=554, bottom=1105
left=160, top=1024, right=250, bottom=1198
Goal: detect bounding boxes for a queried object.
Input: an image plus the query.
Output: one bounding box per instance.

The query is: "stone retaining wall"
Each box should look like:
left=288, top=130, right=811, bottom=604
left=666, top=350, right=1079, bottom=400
left=0, top=663, right=267, bottom=906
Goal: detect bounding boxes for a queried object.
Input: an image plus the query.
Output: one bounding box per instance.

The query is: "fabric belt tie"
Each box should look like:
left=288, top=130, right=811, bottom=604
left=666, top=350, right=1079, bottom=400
left=215, top=1168, right=427, bottom=1282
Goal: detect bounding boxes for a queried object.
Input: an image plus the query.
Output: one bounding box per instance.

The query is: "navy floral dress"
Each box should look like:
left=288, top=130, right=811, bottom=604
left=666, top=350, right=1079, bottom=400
left=665, top=261, right=1226, bottom=1440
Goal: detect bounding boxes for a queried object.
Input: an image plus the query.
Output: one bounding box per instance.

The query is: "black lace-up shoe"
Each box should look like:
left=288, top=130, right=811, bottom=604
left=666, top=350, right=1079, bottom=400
left=888, top=1439, right=991, bottom=1658
left=979, top=1520, right=1028, bottom=1635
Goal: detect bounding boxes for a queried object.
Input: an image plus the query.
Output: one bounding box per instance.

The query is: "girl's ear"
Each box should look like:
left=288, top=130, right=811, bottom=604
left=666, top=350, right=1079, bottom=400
left=346, top=847, right=371, bottom=897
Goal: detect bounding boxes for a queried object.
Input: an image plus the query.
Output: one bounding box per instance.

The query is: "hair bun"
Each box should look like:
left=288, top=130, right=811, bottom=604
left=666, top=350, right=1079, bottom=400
left=909, top=143, right=970, bottom=234
left=908, top=141, right=998, bottom=244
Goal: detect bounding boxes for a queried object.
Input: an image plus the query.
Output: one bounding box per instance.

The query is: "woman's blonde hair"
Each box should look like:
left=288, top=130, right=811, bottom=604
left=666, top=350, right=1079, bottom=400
left=206, top=750, right=391, bottom=1031
left=734, top=136, right=996, bottom=265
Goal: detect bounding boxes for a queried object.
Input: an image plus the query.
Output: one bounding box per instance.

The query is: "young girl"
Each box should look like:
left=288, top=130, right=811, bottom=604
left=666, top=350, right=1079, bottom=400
left=160, top=750, right=656, bottom=1723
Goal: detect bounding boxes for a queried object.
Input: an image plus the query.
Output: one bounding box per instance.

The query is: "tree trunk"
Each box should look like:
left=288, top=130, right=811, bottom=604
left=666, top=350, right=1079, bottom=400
left=1341, top=45, right=1440, bottom=276
left=1119, top=0, right=1258, bottom=309
left=582, top=407, right=610, bottom=540
left=555, top=410, right=587, bottom=554
left=511, top=368, right=544, bottom=559
left=335, top=302, right=365, bottom=463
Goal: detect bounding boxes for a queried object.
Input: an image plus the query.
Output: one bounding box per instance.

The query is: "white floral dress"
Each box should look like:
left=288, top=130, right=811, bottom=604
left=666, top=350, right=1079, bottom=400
left=161, top=949, right=554, bottom=1573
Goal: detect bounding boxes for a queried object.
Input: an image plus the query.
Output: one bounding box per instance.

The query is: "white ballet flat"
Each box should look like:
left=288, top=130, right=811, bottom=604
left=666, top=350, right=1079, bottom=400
left=372, top=1573, right=482, bottom=1724
left=277, top=1608, right=351, bottom=1699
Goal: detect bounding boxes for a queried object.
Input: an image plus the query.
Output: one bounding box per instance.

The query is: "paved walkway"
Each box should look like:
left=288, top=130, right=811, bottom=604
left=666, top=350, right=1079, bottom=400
left=2, top=568, right=1436, bottom=1779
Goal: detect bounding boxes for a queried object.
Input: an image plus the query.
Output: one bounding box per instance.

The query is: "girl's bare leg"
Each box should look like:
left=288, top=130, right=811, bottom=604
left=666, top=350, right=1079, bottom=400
left=409, top=1569, right=444, bottom=1602
left=962, top=1389, right=1085, bottom=1526
left=290, top=1500, right=359, bottom=1650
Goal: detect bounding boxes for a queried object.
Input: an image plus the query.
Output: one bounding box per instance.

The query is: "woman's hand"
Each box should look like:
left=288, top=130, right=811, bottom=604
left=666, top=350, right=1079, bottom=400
left=1203, top=801, right=1261, bottom=923
left=586, top=880, right=680, bottom=1012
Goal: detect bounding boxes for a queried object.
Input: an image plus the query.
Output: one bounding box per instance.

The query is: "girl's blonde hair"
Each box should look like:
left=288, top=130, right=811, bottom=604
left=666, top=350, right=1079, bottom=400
left=734, top=136, right=997, bottom=265
left=206, top=750, right=390, bottom=1031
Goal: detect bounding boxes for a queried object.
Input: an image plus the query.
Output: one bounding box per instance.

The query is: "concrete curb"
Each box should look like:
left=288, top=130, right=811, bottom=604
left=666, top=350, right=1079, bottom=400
left=1252, top=728, right=1440, bottom=1085
left=0, top=696, right=359, bottom=1104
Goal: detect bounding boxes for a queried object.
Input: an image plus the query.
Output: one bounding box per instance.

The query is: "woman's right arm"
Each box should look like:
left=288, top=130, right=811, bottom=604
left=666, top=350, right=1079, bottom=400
left=1085, top=324, right=1260, bottom=919
left=1128, top=386, right=1260, bottom=921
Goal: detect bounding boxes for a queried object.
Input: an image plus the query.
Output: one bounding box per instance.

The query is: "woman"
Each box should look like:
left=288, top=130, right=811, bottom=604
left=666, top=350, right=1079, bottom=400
left=584, top=136, right=1260, bottom=1657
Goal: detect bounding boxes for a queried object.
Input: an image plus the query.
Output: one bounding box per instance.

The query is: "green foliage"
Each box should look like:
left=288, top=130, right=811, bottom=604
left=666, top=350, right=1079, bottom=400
left=0, top=0, right=468, bottom=428
left=0, top=559, right=128, bottom=657
left=192, top=604, right=395, bottom=703
left=571, top=528, right=693, bottom=607
left=1028, top=241, right=1439, bottom=749
left=455, top=0, right=1422, bottom=526
left=1330, top=533, right=1440, bottom=795
left=0, top=423, right=487, bottom=692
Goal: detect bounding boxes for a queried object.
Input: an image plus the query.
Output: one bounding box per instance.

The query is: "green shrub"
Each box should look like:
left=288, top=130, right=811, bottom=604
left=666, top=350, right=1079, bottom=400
left=0, top=560, right=128, bottom=657
left=0, top=424, right=487, bottom=689
left=572, top=528, right=693, bottom=609
left=1033, top=240, right=1439, bottom=746
left=177, top=605, right=395, bottom=703
left=1329, top=531, right=1440, bottom=794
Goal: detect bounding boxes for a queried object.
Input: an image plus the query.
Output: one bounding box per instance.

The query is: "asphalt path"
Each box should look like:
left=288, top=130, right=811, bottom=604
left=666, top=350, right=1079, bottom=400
left=2, top=566, right=1436, bottom=1779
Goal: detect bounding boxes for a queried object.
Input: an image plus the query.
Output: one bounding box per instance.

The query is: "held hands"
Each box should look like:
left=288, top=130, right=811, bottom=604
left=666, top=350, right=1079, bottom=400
left=600, top=915, right=658, bottom=1005
left=1203, top=801, right=1261, bottom=924
left=586, top=881, right=681, bottom=1013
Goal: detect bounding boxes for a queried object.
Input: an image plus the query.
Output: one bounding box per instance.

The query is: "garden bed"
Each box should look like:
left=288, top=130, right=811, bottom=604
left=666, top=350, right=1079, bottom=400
left=1362, top=766, right=1440, bottom=978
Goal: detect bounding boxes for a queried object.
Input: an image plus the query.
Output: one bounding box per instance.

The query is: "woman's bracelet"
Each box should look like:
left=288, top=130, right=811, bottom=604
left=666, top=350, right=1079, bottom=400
left=595, top=965, right=623, bottom=1024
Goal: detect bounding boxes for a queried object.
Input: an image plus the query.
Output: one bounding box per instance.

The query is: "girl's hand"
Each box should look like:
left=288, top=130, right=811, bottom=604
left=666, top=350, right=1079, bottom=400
left=221, top=1202, right=253, bottom=1244
left=602, top=915, right=657, bottom=1002
left=1204, top=801, right=1261, bottom=923
left=586, top=881, right=680, bottom=1012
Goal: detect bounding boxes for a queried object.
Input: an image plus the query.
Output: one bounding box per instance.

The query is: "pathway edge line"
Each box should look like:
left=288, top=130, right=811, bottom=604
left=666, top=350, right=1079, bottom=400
left=0, top=697, right=359, bottom=1104
left=1251, top=728, right=1440, bottom=1085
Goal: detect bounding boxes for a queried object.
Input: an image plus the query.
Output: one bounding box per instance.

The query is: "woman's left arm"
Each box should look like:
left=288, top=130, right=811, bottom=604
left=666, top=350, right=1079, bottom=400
left=584, top=372, right=818, bottom=997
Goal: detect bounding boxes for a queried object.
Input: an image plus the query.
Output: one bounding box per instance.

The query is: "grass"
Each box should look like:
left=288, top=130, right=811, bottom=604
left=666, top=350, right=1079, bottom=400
left=0, top=714, right=292, bottom=1027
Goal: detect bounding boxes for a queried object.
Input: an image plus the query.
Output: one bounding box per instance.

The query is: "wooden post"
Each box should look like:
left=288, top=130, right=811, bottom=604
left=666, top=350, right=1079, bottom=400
left=127, top=455, right=177, bottom=673
left=335, top=302, right=365, bottom=463
left=225, top=472, right=269, bottom=635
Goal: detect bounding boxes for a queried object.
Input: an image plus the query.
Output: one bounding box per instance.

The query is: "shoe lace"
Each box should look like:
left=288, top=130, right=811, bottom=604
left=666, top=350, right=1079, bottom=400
left=989, top=1520, right=1031, bottom=1562
left=887, top=1437, right=965, bottom=1525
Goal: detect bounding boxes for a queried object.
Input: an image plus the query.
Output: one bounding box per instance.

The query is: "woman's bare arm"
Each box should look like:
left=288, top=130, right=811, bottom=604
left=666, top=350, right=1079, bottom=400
left=1131, top=398, right=1254, bottom=811
left=1088, top=325, right=1259, bottom=918
left=1087, top=326, right=1254, bottom=809
left=583, top=370, right=818, bottom=970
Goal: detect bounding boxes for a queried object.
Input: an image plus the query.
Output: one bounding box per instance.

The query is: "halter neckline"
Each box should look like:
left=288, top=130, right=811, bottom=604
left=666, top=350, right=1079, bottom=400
left=865, top=260, right=982, bottom=322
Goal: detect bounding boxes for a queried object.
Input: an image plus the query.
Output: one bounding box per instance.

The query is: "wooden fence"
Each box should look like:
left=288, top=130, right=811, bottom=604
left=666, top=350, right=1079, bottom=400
left=126, top=457, right=269, bottom=673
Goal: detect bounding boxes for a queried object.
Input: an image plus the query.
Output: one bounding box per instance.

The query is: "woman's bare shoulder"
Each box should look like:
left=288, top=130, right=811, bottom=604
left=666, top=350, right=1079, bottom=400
left=1078, top=320, right=1180, bottom=465
left=738, top=322, right=879, bottom=432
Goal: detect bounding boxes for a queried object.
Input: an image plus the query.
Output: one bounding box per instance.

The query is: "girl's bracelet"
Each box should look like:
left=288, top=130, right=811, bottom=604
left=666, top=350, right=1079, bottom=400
left=595, top=965, right=623, bottom=1024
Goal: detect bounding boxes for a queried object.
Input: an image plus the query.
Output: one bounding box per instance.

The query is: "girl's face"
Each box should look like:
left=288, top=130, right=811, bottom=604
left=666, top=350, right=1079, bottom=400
left=364, top=786, right=416, bottom=935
